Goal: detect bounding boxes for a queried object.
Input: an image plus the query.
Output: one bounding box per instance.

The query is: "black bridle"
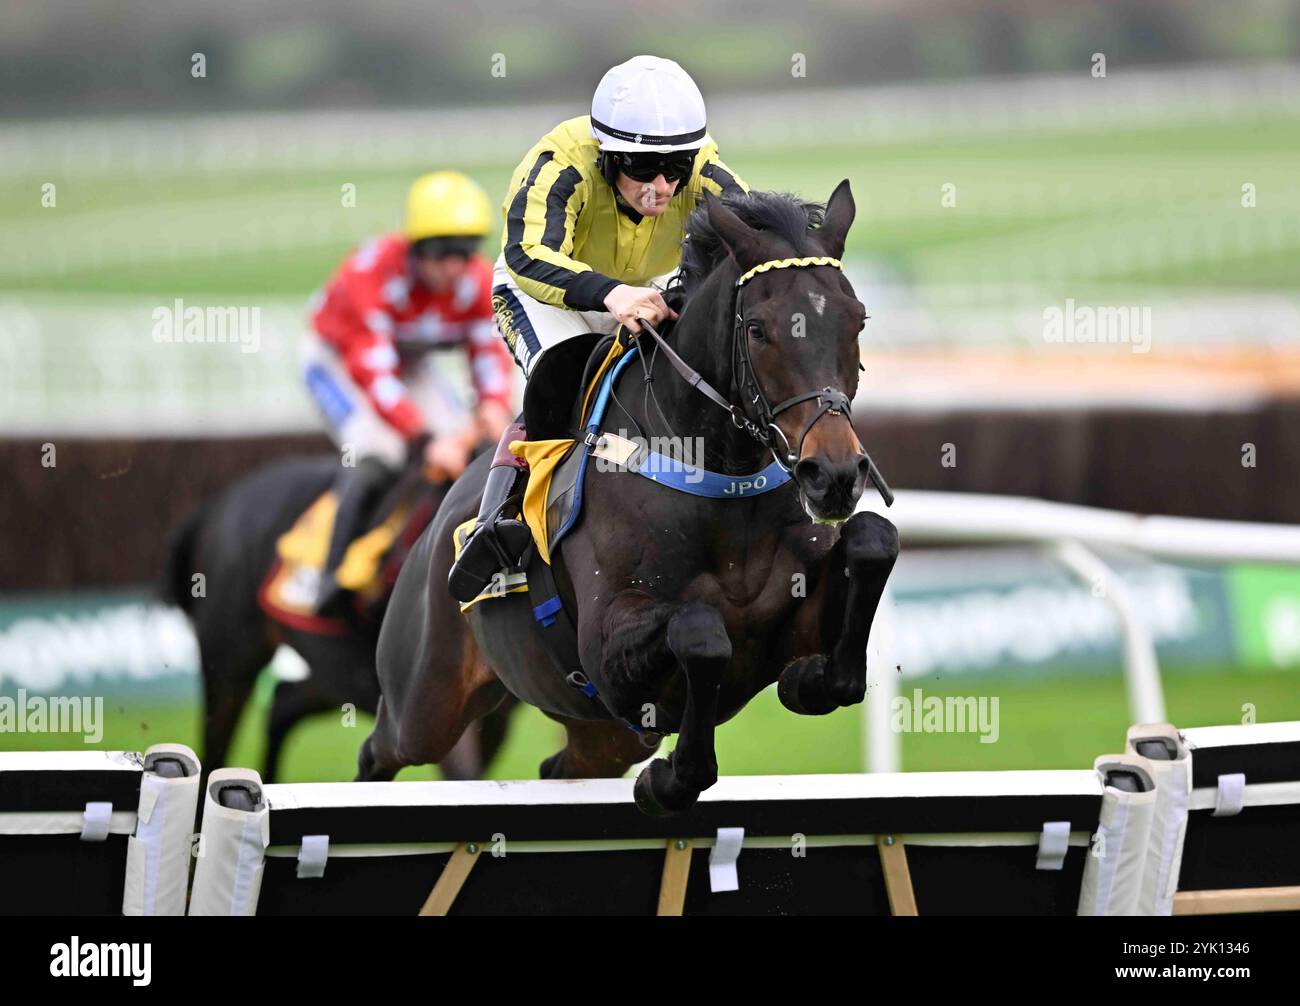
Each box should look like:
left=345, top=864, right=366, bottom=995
left=635, top=255, right=894, bottom=506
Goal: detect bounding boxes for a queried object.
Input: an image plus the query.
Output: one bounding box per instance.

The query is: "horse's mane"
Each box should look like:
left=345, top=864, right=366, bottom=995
left=674, top=190, right=827, bottom=302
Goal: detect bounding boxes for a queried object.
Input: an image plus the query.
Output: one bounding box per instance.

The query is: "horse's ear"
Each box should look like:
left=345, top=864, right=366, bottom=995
left=704, top=193, right=765, bottom=272
left=817, top=179, right=855, bottom=259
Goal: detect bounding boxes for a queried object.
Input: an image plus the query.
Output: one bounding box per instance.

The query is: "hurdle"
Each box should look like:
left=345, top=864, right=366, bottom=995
left=1134, top=721, right=1300, bottom=915
left=4, top=722, right=1293, bottom=915
left=0, top=744, right=200, bottom=916
left=188, top=765, right=1143, bottom=915
left=183, top=720, right=1298, bottom=916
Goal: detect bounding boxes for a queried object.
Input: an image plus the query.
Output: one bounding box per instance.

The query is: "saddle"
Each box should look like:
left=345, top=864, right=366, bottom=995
left=512, top=329, right=631, bottom=564
left=261, top=483, right=438, bottom=634
left=462, top=315, right=786, bottom=728
left=453, top=330, right=639, bottom=719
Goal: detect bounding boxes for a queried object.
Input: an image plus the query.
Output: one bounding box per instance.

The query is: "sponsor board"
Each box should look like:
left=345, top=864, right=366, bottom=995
left=0, top=550, right=1297, bottom=702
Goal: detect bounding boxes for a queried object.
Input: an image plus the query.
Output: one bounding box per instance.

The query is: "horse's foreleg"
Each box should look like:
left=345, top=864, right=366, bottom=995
left=779, top=511, right=898, bottom=716
left=264, top=680, right=327, bottom=783
left=631, top=601, right=730, bottom=816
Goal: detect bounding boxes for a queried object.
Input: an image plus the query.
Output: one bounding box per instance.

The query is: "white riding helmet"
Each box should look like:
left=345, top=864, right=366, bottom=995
left=590, top=55, right=708, bottom=153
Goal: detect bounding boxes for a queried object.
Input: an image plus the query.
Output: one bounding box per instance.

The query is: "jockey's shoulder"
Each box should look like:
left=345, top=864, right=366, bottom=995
left=525, top=116, right=602, bottom=172
left=347, top=232, right=408, bottom=273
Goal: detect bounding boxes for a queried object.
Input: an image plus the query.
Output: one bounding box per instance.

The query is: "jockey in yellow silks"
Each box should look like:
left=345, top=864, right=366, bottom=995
left=448, top=54, right=748, bottom=602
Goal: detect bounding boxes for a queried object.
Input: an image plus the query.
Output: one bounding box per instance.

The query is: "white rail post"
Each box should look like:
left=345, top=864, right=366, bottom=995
left=865, top=585, right=901, bottom=773
left=1051, top=540, right=1167, bottom=725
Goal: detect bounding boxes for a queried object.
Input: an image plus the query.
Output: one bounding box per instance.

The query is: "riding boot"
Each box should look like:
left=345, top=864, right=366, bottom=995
left=447, top=420, right=533, bottom=603
left=316, top=455, right=396, bottom=613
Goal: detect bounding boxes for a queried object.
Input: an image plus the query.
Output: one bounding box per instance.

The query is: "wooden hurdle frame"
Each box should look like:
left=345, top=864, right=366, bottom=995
left=413, top=832, right=923, bottom=917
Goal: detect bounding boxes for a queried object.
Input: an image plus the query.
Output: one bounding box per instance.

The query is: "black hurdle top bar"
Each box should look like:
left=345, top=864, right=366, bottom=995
left=1181, top=721, right=1300, bottom=790
left=0, top=751, right=147, bottom=814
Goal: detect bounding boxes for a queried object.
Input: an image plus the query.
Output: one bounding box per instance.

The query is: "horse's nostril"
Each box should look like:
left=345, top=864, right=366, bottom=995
left=794, top=459, right=830, bottom=497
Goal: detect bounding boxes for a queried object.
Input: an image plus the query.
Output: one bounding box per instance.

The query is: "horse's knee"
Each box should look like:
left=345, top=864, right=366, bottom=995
left=843, top=512, right=899, bottom=570
left=395, top=728, right=456, bottom=769
left=666, top=602, right=731, bottom=672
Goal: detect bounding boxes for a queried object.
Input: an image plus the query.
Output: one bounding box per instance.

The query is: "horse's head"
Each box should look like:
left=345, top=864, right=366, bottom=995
left=703, top=181, right=870, bottom=523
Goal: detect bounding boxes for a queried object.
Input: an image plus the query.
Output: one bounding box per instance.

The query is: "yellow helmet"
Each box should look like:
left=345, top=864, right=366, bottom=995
left=403, top=171, right=493, bottom=241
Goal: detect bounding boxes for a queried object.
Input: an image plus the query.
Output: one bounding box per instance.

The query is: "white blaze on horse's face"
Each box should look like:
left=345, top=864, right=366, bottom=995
left=783, top=281, right=870, bottom=525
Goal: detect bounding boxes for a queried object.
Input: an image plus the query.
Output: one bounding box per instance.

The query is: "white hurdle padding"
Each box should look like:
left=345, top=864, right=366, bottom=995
left=1077, top=756, right=1157, bottom=916
left=1124, top=723, right=1191, bottom=915
left=0, top=744, right=200, bottom=916
left=188, top=769, right=269, bottom=917
left=122, top=745, right=202, bottom=916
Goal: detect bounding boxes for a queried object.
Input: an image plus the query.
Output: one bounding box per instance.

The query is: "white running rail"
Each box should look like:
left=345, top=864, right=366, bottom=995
left=861, top=490, right=1300, bottom=772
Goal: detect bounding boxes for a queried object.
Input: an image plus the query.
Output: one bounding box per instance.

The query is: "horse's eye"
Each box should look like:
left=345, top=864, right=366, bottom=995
left=746, top=322, right=765, bottom=342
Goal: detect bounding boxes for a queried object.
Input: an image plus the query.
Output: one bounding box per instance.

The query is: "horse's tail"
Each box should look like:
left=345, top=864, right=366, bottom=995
left=160, top=505, right=205, bottom=613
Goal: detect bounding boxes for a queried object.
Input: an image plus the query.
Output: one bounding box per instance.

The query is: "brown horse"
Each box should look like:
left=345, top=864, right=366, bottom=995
left=361, top=183, right=898, bottom=814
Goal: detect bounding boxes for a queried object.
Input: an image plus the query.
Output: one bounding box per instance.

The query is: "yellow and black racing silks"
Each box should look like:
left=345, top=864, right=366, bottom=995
left=500, top=115, right=748, bottom=311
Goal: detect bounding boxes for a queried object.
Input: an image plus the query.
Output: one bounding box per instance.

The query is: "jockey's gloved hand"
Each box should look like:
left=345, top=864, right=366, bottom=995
left=604, top=284, right=678, bottom=332
left=425, top=430, right=475, bottom=482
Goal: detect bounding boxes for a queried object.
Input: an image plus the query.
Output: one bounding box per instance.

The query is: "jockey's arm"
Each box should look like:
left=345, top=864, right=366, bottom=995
left=503, top=152, right=620, bottom=312
left=339, top=326, right=426, bottom=446
left=330, top=251, right=429, bottom=446
left=464, top=313, right=515, bottom=443
left=696, top=147, right=749, bottom=200
left=424, top=309, right=515, bottom=482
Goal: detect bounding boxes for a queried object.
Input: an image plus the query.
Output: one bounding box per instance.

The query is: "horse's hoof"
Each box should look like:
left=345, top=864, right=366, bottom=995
left=539, top=751, right=563, bottom=779
left=778, top=655, right=837, bottom=716
left=633, top=757, right=696, bottom=816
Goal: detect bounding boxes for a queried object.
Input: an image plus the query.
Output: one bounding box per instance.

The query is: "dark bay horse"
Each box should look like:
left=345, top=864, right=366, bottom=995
left=163, top=456, right=514, bottom=782
left=363, top=182, right=898, bottom=813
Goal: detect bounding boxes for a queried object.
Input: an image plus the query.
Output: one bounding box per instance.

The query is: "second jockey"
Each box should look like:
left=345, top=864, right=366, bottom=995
left=447, top=54, right=748, bottom=602
left=304, top=170, right=515, bottom=612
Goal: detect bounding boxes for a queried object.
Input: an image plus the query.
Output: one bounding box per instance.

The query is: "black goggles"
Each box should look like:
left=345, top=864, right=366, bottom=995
left=614, top=150, right=697, bottom=184
left=412, top=236, right=480, bottom=260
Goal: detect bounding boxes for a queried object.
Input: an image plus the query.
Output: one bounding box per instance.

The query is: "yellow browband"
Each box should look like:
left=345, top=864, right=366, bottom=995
left=735, top=256, right=842, bottom=288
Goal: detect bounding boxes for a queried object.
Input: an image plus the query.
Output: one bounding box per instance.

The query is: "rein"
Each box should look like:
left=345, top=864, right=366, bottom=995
left=635, top=255, right=894, bottom=506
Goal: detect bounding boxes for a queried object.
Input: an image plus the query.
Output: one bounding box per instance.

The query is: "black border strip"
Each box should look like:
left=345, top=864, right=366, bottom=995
left=590, top=117, right=706, bottom=146
left=1190, top=739, right=1300, bottom=788
left=0, top=768, right=143, bottom=814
